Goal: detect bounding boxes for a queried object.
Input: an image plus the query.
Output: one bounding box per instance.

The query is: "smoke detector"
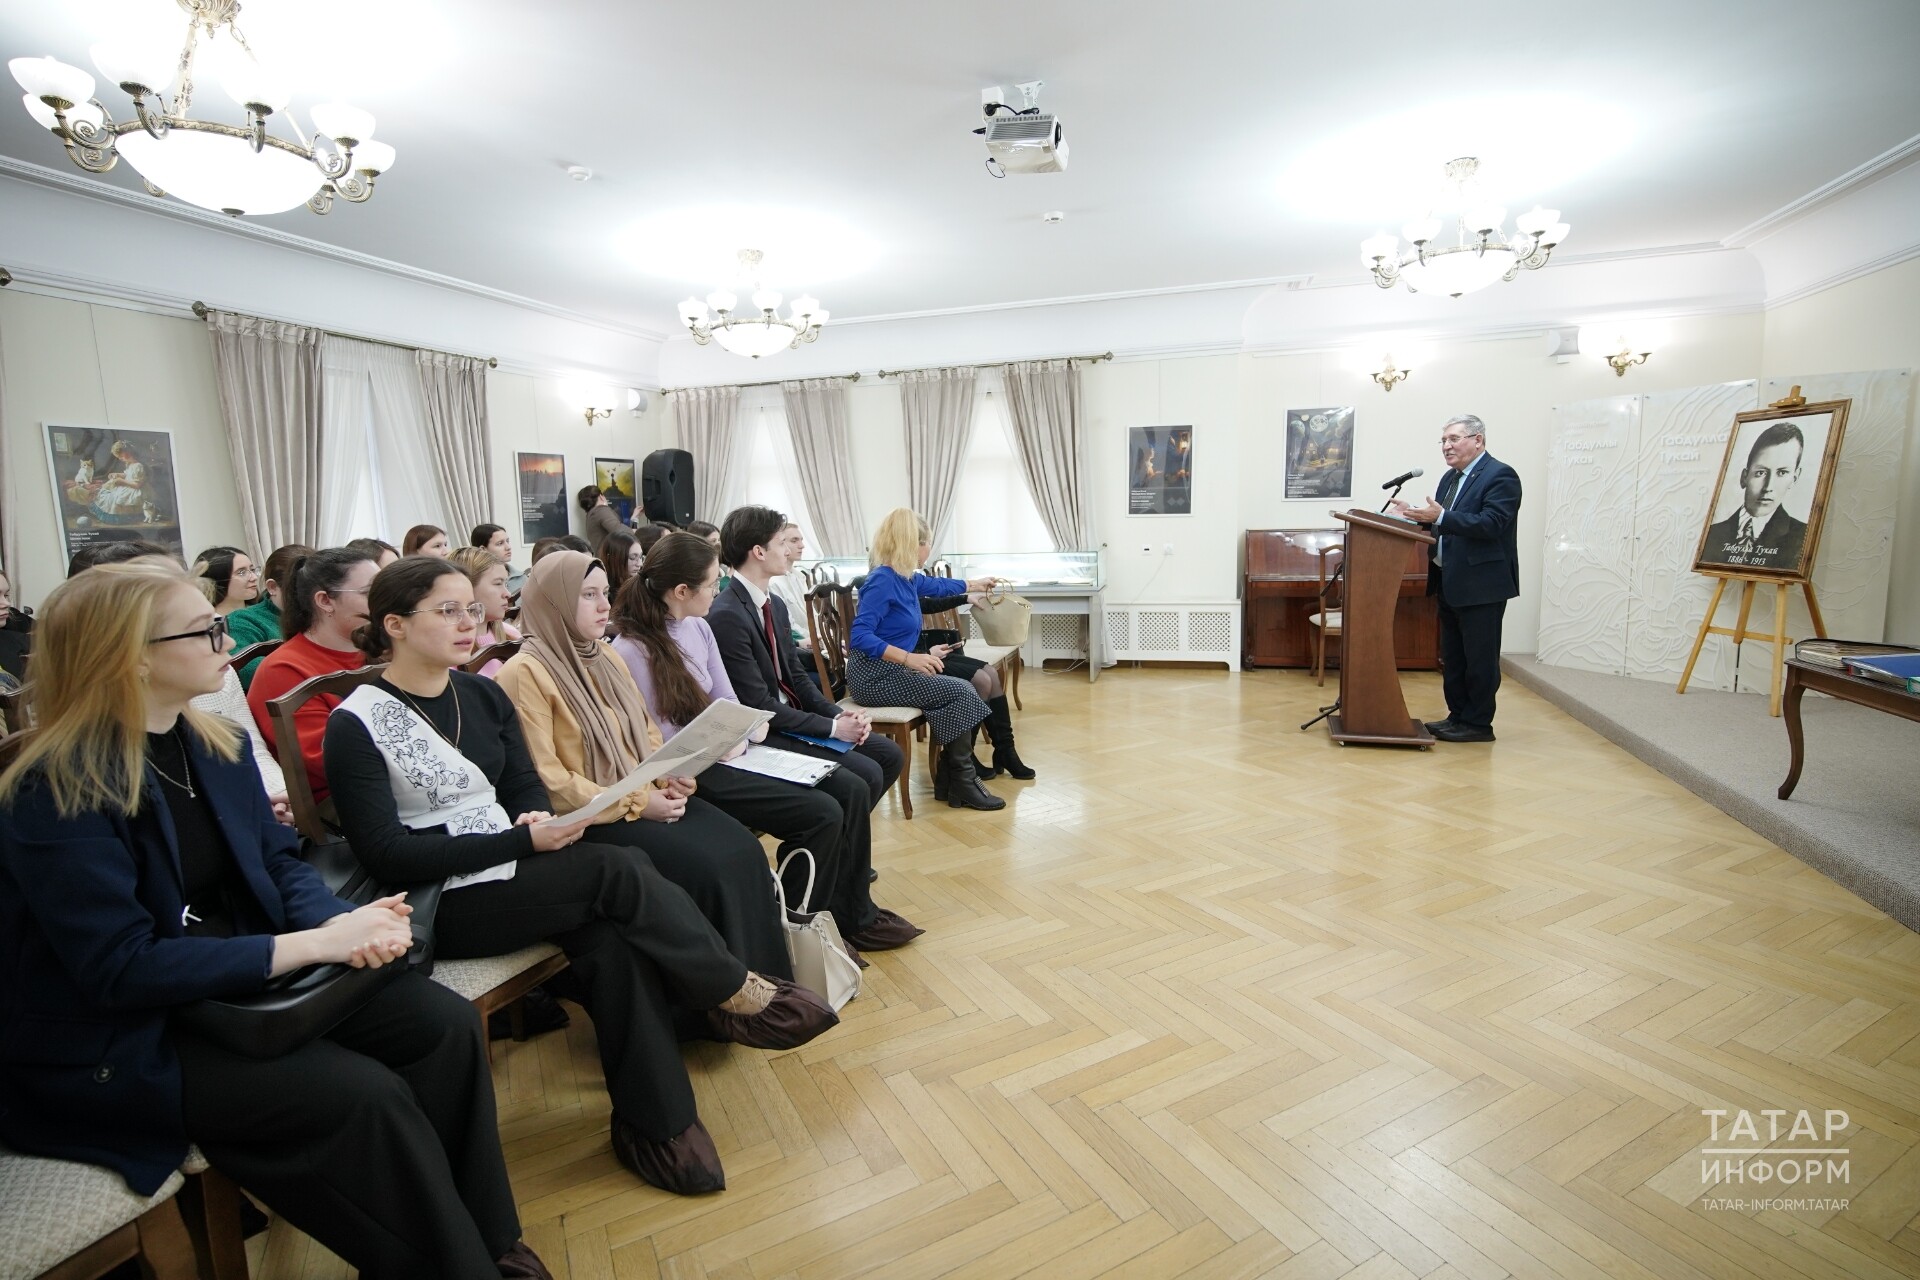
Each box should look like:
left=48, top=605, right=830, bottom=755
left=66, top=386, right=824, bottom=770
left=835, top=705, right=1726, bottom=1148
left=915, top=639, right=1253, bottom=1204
left=1041, top=210, right=1066, bottom=224
left=565, top=165, right=593, bottom=182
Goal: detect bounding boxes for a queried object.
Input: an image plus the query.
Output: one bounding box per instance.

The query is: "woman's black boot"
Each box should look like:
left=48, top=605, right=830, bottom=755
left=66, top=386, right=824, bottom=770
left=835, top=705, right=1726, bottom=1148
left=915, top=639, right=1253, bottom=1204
left=983, top=696, right=1035, bottom=780
left=942, top=730, right=1005, bottom=810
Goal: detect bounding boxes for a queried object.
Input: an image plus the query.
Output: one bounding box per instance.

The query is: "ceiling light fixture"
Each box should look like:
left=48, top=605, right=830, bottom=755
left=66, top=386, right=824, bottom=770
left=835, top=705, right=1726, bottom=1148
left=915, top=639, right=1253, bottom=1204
left=1361, top=157, right=1567, bottom=299
left=678, top=249, right=828, bottom=360
left=9, top=0, right=392, bottom=217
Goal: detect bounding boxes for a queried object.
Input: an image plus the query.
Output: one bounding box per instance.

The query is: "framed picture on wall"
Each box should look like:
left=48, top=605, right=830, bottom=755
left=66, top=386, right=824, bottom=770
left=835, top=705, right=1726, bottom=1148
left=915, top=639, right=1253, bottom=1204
left=43, top=424, right=186, bottom=567
left=1128, top=425, right=1192, bottom=515
left=1692, top=398, right=1850, bottom=580
left=1284, top=407, right=1355, bottom=499
left=516, top=451, right=569, bottom=544
left=593, top=457, right=638, bottom=526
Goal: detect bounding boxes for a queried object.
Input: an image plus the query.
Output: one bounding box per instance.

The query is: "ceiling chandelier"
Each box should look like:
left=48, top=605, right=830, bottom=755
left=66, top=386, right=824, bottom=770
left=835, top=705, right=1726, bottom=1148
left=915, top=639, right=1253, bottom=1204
left=1361, top=157, right=1568, bottom=299
left=9, top=0, right=393, bottom=217
left=678, top=250, right=828, bottom=359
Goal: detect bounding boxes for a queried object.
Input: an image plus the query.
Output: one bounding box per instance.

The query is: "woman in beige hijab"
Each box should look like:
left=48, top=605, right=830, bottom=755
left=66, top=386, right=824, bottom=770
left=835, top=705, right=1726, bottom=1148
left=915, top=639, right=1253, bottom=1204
left=496, top=551, right=790, bottom=979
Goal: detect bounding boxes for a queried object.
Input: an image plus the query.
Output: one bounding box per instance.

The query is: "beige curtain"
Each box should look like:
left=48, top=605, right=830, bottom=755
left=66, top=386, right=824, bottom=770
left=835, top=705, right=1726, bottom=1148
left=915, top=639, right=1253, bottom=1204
left=1003, top=358, right=1091, bottom=549
left=673, top=385, right=745, bottom=523
left=898, top=366, right=976, bottom=550
left=416, top=349, right=494, bottom=540
left=780, top=378, right=865, bottom=557
left=205, top=310, right=326, bottom=554
left=0, top=311, right=17, bottom=591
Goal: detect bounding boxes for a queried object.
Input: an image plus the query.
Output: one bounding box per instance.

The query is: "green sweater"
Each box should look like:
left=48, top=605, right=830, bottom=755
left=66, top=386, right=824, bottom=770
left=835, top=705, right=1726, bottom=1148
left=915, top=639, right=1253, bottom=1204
left=227, top=598, right=282, bottom=688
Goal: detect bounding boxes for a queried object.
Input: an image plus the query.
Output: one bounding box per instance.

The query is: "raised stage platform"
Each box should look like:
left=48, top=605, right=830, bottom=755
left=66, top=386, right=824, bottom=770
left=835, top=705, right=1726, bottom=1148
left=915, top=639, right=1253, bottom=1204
left=1504, top=655, right=1920, bottom=932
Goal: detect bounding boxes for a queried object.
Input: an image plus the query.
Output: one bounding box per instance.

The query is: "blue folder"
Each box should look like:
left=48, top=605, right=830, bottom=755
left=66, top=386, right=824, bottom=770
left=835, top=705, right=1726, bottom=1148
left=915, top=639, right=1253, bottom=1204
left=779, top=731, right=856, bottom=753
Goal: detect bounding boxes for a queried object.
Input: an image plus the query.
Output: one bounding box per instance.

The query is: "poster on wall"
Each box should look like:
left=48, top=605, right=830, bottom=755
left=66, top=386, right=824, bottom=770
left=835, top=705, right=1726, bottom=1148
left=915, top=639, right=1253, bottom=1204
left=1128, top=425, right=1192, bottom=515
left=593, top=457, right=638, bottom=526
left=516, top=452, right=569, bottom=545
left=1283, top=407, right=1355, bottom=499
left=43, top=425, right=186, bottom=566
left=1693, top=398, right=1849, bottom=580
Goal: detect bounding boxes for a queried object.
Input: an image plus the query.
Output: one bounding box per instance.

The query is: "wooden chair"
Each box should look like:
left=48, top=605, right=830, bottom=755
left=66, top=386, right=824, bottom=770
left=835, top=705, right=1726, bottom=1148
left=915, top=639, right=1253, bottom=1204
left=2, top=1147, right=198, bottom=1280
left=228, top=638, right=283, bottom=673
left=262, top=664, right=566, bottom=1059
left=461, top=639, right=521, bottom=675
left=1309, top=545, right=1344, bottom=686
left=808, top=583, right=926, bottom=819
left=931, top=563, right=1023, bottom=711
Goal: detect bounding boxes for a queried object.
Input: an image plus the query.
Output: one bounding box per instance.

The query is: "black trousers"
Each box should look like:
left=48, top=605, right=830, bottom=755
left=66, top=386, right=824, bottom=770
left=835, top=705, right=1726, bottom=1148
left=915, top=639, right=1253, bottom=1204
left=776, top=732, right=903, bottom=811
left=695, top=759, right=878, bottom=932
left=1436, top=591, right=1507, bottom=729
left=175, top=972, right=517, bottom=1280
left=581, top=797, right=791, bottom=982
left=434, top=840, right=749, bottom=1142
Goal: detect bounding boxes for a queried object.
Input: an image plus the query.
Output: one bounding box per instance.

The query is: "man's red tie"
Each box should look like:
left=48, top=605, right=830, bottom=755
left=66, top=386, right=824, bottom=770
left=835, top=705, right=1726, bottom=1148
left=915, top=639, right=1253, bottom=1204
left=763, top=599, right=798, bottom=701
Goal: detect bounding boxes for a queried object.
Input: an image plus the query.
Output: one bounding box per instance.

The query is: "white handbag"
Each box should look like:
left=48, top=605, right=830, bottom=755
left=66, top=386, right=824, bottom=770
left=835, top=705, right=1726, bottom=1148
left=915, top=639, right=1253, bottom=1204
left=774, top=850, right=862, bottom=1012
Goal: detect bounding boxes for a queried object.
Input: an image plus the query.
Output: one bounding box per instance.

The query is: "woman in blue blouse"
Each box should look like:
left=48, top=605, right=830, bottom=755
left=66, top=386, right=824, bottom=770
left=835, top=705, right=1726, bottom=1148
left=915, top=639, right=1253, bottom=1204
left=847, top=508, right=1027, bottom=810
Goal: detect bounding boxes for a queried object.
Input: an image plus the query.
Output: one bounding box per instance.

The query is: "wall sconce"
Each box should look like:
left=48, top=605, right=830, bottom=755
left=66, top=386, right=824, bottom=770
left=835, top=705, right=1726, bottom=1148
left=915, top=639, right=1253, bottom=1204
left=582, top=405, right=612, bottom=426
left=1354, top=340, right=1422, bottom=392
left=1371, top=359, right=1412, bottom=392
left=1576, top=323, right=1659, bottom=378
left=565, top=379, right=618, bottom=426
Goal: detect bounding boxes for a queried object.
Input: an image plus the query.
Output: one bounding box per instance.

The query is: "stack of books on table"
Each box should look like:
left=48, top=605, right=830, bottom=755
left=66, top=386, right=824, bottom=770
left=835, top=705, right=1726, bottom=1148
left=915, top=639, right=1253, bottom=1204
left=1843, top=652, right=1920, bottom=693
left=1793, top=639, right=1918, bottom=671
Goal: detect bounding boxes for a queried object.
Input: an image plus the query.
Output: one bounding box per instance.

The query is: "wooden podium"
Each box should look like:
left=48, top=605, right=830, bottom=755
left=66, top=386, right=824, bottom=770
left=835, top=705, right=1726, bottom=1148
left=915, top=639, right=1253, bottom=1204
left=1327, top=510, right=1435, bottom=747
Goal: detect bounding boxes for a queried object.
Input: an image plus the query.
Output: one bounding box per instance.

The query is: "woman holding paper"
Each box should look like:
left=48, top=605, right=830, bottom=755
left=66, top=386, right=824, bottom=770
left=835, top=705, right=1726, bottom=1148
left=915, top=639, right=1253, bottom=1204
left=323, top=557, right=836, bottom=1196
left=494, top=551, right=790, bottom=980
left=612, top=533, right=920, bottom=954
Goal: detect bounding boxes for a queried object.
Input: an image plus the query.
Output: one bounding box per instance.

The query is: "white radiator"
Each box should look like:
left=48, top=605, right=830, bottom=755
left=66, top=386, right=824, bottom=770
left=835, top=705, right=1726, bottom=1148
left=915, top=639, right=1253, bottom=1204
left=1104, top=602, right=1240, bottom=669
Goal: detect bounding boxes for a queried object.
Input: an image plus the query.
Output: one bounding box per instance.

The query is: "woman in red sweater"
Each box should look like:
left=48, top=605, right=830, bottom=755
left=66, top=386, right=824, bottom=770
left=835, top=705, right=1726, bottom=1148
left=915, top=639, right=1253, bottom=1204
left=246, top=546, right=379, bottom=801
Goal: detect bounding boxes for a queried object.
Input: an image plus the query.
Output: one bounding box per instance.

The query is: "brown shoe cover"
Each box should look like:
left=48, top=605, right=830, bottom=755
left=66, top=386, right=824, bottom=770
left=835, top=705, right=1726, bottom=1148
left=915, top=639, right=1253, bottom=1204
left=845, top=907, right=925, bottom=952
left=611, top=1115, right=725, bottom=1195
left=497, top=1241, right=556, bottom=1279
left=705, top=977, right=838, bottom=1049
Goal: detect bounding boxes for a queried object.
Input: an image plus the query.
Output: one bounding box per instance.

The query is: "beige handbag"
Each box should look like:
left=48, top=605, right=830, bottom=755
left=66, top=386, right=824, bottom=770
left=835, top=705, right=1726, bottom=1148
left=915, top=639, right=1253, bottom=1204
left=969, top=589, right=1032, bottom=646
left=774, top=850, right=861, bottom=1012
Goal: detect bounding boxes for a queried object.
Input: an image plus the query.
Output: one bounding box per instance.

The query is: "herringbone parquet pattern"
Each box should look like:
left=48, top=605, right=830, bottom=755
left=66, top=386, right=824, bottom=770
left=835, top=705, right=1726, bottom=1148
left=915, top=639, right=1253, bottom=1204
left=251, top=669, right=1920, bottom=1279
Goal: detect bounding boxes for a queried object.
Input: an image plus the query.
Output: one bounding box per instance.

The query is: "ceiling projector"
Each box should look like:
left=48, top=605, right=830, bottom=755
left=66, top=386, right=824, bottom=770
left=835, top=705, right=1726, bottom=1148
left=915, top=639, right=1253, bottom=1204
left=976, top=82, right=1068, bottom=176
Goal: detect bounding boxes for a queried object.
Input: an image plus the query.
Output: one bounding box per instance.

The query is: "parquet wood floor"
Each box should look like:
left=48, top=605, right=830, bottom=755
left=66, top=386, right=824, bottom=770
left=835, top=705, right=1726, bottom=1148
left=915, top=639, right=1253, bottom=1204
left=249, top=668, right=1920, bottom=1279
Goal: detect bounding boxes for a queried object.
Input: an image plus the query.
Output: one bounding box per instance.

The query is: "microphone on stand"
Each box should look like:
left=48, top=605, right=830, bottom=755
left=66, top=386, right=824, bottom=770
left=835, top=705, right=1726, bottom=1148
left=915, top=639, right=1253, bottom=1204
left=1381, top=467, right=1425, bottom=490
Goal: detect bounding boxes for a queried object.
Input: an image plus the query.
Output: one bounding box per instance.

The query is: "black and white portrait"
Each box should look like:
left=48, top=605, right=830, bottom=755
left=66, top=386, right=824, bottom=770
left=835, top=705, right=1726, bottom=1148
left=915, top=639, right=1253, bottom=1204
left=1694, top=405, right=1845, bottom=578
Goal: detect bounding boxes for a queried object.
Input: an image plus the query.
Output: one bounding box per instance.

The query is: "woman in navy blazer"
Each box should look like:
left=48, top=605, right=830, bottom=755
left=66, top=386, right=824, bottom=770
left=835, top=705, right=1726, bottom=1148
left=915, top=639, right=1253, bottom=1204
left=0, top=561, right=550, bottom=1280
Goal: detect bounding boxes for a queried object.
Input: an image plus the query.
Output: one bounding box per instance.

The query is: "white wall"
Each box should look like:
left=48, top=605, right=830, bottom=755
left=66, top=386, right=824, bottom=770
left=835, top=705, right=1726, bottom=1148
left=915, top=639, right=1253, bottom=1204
left=485, top=374, right=669, bottom=549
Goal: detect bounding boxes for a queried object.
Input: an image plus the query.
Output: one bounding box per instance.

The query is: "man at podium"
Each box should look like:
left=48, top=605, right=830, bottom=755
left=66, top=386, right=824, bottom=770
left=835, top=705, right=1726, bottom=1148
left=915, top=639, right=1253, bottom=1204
left=1387, top=414, right=1521, bottom=742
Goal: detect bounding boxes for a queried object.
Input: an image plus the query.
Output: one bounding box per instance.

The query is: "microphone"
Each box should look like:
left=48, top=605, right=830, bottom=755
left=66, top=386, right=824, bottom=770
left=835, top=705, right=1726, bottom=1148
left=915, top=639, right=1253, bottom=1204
left=1381, top=467, right=1425, bottom=490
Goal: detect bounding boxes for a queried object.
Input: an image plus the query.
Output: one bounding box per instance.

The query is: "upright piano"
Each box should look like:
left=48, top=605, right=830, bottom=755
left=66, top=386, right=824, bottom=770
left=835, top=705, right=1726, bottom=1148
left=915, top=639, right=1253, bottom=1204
left=1242, top=527, right=1439, bottom=669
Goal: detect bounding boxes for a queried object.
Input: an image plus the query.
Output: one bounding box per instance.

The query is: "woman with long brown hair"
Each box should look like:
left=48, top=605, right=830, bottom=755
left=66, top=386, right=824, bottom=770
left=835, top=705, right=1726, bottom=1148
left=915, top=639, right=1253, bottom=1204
left=402, top=524, right=452, bottom=557
left=449, top=545, right=522, bottom=677
left=612, top=533, right=920, bottom=952
left=0, top=560, right=552, bottom=1278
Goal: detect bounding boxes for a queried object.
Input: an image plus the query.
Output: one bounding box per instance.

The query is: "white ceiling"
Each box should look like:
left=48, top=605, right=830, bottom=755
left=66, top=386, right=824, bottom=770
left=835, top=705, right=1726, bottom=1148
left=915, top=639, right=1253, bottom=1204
left=5, top=0, right=1919, bottom=337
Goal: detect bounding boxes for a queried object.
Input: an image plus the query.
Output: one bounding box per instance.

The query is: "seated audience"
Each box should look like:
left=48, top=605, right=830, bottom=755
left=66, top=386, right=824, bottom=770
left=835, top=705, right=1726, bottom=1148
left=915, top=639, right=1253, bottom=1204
left=558, top=534, right=593, bottom=554
left=612, top=534, right=919, bottom=951
left=529, top=536, right=566, bottom=565
left=66, top=539, right=169, bottom=577
left=710, top=506, right=903, bottom=809
left=577, top=485, right=624, bottom=554
left=324, top=557, right=832, bottom=1195
left=636, top=523, right=670, bottom=556
left=494, top=551, right=791, bottom=979
left=403, top=524, right=452, bottom=558
left=450, top=545, right=522, bottom=677
left=600, top=529, right=641, bottom=604
left=847, top=508, right=1024, bottom=811
left=685, top=520, right=721, bottom=550
left=470, top=522, right=526, bottom=595
left=189, top=545, right=261, bottom=616
left=227, top=542, right=311, bottom=688
left=245, top=547, right=379, bottom=803
left=188, top=624, right=293, bottom=826
left=346, top=536, right=400, bottom=568
left=0, top=560, right=549, bottom=1278
left=0, top=567, right=28, bottom=689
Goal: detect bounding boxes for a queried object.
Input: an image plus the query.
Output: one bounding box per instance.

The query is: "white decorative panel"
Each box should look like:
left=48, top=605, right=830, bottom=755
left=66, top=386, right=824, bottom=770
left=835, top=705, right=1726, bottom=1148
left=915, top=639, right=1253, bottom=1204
left=1538, top=395, right=1639, bottom=673
left=1627, top=381, right=1759, bottom=690
left=1762, top=370, right=1910, bottom=646
left=1137, top=611, right=1181, bottom=650
left=1104, top=603, right=1241, bottom=667
left=1186, top=609, right=1235, bottom=654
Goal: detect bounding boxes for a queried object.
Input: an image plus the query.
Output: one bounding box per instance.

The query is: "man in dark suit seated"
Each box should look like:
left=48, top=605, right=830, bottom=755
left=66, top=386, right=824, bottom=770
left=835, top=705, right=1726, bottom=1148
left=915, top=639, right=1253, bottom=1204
left=709, top=505, right=904, bottom=808
left=1700, top=422, right=1809, bottom=571
left=1389, top=414, right=1522, bottom=743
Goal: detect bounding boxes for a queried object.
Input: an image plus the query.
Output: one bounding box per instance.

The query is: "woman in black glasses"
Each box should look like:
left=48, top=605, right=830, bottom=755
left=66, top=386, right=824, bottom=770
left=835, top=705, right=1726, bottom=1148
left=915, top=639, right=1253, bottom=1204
left=0, top=560, right=554, bottom=1279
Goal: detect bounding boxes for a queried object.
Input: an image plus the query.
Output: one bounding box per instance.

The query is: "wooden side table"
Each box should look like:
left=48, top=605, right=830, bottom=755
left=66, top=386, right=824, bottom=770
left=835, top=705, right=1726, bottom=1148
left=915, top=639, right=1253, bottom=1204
left=1779, top=658, right=1920, bottom=798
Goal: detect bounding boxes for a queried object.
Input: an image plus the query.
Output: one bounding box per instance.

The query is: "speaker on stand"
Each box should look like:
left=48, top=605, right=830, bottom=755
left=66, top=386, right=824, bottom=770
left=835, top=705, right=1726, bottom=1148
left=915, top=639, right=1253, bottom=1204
left=641, top=449, right=696, bottom=525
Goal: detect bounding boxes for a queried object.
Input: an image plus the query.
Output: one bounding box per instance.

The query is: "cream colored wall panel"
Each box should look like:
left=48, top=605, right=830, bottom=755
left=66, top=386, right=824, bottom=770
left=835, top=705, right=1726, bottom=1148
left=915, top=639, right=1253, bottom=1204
left=1538, top=395, right=1638, bottom=674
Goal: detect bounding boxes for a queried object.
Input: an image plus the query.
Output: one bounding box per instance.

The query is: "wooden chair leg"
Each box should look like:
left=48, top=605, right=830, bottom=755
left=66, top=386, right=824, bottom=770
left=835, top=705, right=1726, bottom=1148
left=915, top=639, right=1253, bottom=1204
left=890, top=726, right=913, bottom=819
left=183, top=1167, right=251, bottom=1280
left=133, top=1198, right=199, bottom=1280
left=1313, top=626, right=1325, bottom=686
left=1011, top=652, right=1023, bottom=710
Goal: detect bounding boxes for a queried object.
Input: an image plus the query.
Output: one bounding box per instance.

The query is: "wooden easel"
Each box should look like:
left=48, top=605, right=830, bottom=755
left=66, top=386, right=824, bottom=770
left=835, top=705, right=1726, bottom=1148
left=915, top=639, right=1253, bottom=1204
left=1676, top=384, right=1831, bottom=717
left=1676, top=573, right=1826, bottom=716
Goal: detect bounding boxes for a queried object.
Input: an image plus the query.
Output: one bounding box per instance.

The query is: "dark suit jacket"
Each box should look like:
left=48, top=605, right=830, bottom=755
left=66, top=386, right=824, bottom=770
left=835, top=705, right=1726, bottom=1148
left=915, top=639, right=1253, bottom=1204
left=0, top=730, right=352, bottom=1193
left=1425, top=453, right=1522, bottom=608
left=1701, top=507, right=1807, bottom=571
left=708, top=578, right=844, bottom=738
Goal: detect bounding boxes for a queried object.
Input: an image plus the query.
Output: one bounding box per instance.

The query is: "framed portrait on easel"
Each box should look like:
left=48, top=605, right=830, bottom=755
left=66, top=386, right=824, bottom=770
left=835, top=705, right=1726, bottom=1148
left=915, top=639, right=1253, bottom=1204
left=1692, top=398, right=1849, bottom=581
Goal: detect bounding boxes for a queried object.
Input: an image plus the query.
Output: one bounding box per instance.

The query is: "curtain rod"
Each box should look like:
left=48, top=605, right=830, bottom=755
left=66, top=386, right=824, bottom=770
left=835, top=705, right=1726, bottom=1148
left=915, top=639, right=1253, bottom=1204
left=191, top=301, right=499, bottom=368
left=662, top=350, right=1114, bottom=396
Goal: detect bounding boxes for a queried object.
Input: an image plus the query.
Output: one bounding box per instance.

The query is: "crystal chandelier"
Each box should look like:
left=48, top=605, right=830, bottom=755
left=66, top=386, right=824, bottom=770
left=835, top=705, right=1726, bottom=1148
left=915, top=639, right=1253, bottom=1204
left=9, top=0, right=393, bottom=217
left=1361, top=157, right=1568, bottom=299
left=678, top=250, right=828, bottom=359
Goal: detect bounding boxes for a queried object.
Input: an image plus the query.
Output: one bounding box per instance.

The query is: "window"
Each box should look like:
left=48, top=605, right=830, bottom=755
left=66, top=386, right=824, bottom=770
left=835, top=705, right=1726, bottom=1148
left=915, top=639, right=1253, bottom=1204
left=950, top=373, right=1053, bottom=553
left=737, top=390, right=817, bottom=550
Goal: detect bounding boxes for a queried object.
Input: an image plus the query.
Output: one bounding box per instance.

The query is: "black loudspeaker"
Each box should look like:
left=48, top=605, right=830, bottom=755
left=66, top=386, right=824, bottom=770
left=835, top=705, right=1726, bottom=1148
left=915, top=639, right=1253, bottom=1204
left=641, top=449, right=696, bottom=525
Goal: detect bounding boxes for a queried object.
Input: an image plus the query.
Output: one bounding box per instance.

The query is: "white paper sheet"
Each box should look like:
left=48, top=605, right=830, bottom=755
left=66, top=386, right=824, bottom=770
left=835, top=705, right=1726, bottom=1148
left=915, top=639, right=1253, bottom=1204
left=721, top=743, right=838, bottom=786
left=536, top=700, right=773, bottom=830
